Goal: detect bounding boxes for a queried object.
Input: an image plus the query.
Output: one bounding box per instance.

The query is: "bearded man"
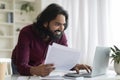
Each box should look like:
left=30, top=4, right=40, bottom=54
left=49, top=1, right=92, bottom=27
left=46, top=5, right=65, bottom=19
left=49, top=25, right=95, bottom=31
left=11, top=3, right=91, bottom=77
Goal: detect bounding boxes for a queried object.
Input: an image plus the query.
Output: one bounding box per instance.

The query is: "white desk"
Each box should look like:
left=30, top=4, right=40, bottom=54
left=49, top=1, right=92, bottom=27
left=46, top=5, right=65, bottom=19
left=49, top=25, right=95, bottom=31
left=85, top=70, right=120, bottom=80
left=5, top=70, right=120, bottom=80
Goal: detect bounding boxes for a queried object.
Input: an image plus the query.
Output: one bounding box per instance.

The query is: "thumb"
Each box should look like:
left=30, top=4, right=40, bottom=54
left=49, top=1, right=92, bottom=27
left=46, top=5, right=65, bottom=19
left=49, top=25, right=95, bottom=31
left=75, top=67, right=79, bottom=74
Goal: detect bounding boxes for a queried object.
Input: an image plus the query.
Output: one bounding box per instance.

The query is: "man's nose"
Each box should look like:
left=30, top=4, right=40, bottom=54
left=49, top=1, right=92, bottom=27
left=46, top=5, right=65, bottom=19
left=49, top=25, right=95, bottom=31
left=59, top=25, right=65, bottom=31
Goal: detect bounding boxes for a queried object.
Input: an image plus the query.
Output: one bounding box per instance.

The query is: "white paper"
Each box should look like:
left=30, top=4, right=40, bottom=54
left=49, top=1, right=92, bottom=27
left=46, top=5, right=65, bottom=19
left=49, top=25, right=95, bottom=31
left=29, top=76, right=40, bottom=80
left=45, top=43, right=81, bottom=71
left=30, top=75, right=84, bottom=80
left=40, top=75, right=64, bottom=79
left=17, top=75, right=84, bottom=80
left=17, top=76, right=30, bottom=80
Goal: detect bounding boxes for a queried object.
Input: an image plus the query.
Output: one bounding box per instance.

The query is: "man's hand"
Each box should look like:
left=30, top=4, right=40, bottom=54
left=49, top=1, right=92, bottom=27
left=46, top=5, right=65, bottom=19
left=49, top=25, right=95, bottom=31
left=30, top=64, right=55, bottom=77
left=71, top=64, right=92, bottom=74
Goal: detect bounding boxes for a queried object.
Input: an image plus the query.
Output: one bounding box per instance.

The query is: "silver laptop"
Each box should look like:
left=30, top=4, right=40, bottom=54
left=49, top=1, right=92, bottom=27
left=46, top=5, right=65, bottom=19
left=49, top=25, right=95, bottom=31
left=64, top=46, right=110, bottom=78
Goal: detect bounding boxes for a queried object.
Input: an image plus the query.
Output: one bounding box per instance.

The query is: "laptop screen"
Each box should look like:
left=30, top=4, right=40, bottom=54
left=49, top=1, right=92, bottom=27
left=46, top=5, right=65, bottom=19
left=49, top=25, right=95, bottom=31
left=91, top=46, right=110, bottom=76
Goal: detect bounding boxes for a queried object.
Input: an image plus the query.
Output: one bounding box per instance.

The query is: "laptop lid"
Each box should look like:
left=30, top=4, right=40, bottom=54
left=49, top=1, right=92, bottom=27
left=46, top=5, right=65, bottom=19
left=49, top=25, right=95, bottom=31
left=90, top=46, right=110, bottom=77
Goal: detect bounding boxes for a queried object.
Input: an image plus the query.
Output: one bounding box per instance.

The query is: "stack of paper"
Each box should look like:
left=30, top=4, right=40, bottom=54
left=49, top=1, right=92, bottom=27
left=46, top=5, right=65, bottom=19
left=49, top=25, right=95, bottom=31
left=45, top=43, right=81, bottom=71
left=17, top=76, right=84, bottom=80
left=17, top=76, right=30, bottom=80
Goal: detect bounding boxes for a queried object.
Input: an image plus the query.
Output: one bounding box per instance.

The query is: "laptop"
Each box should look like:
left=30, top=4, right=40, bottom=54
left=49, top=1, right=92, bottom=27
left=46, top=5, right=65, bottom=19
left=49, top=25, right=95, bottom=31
left=64, top=46, right=110, bottom=78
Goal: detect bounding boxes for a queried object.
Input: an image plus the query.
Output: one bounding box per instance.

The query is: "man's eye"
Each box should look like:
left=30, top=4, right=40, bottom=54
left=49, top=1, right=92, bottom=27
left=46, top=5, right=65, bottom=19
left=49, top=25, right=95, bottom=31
left=55, top=23, right=61, bottom=26
left=63, top=24, right=66, bottom=26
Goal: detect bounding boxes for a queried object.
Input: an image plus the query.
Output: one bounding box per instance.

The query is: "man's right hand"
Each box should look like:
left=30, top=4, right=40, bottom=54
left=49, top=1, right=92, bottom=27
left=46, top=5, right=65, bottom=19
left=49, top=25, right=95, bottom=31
left=30, top=64, right=55, bottom=77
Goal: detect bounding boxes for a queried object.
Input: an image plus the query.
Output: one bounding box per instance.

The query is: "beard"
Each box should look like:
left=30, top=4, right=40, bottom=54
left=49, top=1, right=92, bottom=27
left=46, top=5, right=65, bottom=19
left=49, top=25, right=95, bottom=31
left=49, top=30, right=63, bottom=40
left=40, top=25, right=63, bottom=40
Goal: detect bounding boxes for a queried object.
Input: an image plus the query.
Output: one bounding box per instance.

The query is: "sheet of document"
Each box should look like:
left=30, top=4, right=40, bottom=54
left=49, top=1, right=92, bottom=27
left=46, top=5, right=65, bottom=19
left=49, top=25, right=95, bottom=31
left=45, top=43, right=81, bottom=71
left=17, top=76, right=84, bottom=80
left=40, top=75, right=84, bottom=80
left=17, top=76, right=30, bottom=80
left=29, top=76, right=63, bottom=80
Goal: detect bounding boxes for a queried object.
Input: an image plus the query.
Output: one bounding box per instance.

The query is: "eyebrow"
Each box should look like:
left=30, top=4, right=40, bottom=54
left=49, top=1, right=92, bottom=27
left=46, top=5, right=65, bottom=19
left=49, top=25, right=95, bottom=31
left=55, top=22, right=66, bottom=25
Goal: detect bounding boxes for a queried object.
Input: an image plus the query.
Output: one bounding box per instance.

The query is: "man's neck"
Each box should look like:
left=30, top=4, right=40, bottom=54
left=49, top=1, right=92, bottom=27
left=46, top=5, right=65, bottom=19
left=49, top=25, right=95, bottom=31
left=43, top=36, right=51, bottom=42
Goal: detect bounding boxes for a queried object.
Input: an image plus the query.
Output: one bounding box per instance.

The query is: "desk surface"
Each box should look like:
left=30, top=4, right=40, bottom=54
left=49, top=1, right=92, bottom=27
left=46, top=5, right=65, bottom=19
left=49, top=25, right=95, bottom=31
left=6, top=70, right=120, bottom=80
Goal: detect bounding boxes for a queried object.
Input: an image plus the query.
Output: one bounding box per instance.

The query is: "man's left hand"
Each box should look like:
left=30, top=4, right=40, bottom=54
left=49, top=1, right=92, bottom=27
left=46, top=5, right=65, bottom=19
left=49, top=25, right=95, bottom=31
left=71, top=64, right=92, bottom=74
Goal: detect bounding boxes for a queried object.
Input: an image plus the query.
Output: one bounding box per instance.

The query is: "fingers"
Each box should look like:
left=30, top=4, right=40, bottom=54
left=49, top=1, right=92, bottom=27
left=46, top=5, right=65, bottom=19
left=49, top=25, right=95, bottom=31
left=87, top=65, right=92, bottom=72
left=41, top=68, right=54, bottom=77
left=47, top=67, right=55, bottom=73
left=44, top=64, right=55, bottom=72
left=45, top=64, right=54, bottom=67
left=83, top=64, right=91, bottom=73
left=36, top=64, right=55, bottom=77
left=80, top=64, right=92, bottom=73
left=71, top=64, right=92, bottom=74
left=75, top=67, right=80, bottom=74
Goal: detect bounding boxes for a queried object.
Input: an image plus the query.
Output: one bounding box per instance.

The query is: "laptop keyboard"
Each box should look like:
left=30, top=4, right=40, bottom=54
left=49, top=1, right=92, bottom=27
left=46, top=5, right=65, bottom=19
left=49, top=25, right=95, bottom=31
left=64, top=72, right=92, bottom=77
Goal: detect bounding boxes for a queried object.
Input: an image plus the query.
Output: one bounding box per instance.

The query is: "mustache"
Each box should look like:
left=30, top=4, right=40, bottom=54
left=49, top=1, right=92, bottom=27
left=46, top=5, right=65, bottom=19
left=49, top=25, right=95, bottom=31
left=54, top=30, right=62, bottom=35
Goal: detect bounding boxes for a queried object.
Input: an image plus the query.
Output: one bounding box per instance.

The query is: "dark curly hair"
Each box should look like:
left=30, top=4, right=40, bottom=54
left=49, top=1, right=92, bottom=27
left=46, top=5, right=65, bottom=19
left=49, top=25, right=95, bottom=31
left=33, top=3, right=68, bottom=40
left=34, top=3, right=68, bottom=29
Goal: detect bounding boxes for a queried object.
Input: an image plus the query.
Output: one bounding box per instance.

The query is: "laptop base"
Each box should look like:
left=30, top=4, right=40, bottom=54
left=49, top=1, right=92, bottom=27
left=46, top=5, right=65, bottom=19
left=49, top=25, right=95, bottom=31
left=64, top=72, right=105, bottom=78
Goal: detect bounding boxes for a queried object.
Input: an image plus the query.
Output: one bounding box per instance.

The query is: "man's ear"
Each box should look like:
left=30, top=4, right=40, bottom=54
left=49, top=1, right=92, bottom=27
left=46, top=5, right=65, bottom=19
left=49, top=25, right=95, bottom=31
left=43, top=22, right=48, bottom=28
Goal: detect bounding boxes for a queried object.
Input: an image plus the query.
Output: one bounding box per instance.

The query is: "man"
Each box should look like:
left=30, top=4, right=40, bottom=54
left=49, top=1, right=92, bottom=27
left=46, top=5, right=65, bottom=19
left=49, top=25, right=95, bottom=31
left=11, top=3, right=91, bottom=77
